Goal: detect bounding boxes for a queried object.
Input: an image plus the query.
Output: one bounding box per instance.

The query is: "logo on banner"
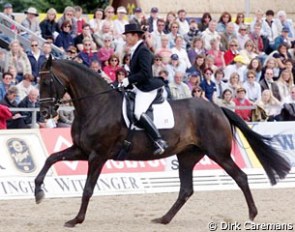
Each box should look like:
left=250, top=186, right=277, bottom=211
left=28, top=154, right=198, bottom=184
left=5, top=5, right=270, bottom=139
left=6, top=138, right=36, bottom=173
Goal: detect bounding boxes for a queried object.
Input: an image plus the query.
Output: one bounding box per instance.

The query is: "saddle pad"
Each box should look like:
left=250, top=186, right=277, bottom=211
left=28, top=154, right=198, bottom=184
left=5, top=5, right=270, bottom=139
left=122, top=98, right=175, bottom=130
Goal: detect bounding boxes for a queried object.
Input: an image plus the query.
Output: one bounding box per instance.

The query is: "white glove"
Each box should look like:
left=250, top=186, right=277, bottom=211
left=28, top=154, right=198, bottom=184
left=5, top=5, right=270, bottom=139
left=121, top=78, right=130, bottom=88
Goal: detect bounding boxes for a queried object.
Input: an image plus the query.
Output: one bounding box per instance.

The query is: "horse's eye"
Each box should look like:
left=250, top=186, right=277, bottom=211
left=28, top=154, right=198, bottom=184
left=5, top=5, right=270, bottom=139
left=42, top=79, right=51, bottom=85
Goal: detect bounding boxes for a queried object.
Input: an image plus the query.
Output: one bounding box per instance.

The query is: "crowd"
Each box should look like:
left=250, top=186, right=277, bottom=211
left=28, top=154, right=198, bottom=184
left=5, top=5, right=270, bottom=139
left=1, top=3, right=295, bottom=129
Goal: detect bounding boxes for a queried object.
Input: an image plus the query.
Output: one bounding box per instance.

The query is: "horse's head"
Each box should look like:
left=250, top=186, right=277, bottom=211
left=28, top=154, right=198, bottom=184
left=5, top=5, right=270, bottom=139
left=39, top=56, right=68, bottom=119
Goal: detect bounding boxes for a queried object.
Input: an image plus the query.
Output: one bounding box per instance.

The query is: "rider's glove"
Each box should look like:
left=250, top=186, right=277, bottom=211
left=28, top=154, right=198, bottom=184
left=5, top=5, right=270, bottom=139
left=121, top=78, right=130, bottom=88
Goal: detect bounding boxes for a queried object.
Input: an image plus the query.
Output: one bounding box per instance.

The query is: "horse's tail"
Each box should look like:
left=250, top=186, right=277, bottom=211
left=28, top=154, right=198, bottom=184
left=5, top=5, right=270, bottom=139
left=221, top=107, right=291, bottom=185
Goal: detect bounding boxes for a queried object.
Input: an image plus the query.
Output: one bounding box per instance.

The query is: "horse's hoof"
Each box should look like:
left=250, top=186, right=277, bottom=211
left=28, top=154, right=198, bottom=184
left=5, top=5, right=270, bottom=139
left=35, top=190, right=45, bottom=204
left=151, top=217, right=170, bottom=225
left=64, top=220, right=76, bottom=228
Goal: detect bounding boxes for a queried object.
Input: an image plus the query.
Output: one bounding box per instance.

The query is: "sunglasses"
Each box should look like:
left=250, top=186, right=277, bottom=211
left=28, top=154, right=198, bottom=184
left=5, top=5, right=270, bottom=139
left=248, top=76, right=255, bottom=78
left=64, top=25, right=71, bottom=28
left=155, top=58, right=162, bottom=61
left=205, top=72, right=212, bottom=75
left=84, top=44, right=91, bottom=46
left=111, top=59, right=118, bottom=62
left=230, top=44, right=238, bottom=47
left=31, top=44, right=38, bottom=47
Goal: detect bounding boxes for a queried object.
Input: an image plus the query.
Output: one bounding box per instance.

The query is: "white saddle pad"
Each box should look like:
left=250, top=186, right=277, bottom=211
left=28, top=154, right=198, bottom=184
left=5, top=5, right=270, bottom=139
left=122, top=98, right=175, bottom=130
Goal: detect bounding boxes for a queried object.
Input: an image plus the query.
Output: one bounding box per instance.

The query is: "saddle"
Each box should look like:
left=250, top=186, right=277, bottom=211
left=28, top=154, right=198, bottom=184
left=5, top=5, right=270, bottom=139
left=122, top=89, right=175, bottom=130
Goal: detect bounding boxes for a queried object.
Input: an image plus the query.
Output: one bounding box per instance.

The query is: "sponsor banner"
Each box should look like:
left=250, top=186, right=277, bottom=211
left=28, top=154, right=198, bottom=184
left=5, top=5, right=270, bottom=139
left=0, top=129, right=50, bottom=177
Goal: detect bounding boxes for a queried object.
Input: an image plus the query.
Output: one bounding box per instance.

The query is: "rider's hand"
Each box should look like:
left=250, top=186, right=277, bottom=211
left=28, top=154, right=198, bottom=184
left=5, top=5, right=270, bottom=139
left=121, top=78, right=130, bottom=88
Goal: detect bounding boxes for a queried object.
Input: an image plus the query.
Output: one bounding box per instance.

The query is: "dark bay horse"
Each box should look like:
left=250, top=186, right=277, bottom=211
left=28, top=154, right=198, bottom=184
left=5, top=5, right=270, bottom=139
left=35, top=57, right=291, bottom=227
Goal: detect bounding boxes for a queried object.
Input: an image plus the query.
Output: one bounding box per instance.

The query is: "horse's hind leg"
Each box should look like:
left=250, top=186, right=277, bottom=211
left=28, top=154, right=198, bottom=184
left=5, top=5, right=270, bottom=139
left=210, top=154, right=258, bottom=220
left=64, top=151, right=106, bottom=227
left=152, top=150, right=204, bottom=224
left=35, top=145, right=86, bottom=204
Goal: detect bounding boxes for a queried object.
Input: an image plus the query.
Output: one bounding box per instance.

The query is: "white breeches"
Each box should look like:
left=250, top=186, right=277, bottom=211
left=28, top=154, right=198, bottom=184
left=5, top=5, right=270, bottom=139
left=132, top=86, right=158, bottom=120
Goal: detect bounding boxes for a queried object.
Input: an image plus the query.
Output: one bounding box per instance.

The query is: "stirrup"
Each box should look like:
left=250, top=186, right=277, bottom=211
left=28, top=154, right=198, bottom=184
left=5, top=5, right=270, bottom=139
left=153, top=139, right=168, bottom=155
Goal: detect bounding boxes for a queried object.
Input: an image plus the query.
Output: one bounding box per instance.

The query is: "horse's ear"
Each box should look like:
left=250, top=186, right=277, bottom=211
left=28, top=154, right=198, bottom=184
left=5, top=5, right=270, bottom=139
left=45, top=54, right=53, bottom=70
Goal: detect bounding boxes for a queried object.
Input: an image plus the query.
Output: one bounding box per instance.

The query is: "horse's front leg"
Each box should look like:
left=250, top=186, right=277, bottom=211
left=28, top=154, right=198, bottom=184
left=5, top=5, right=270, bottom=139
left=64, top=151, right=106, bottom=227
left=35, top=145, right=86, bottom=203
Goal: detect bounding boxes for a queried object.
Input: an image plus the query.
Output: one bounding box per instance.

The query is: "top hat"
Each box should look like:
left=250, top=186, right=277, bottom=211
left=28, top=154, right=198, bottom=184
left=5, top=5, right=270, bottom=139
left=123, top=24, right=144, bottom=34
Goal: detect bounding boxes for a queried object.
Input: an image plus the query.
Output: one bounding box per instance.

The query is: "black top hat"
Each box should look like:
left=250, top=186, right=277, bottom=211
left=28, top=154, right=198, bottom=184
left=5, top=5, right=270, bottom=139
left=123, top=24, right=144, bottom=34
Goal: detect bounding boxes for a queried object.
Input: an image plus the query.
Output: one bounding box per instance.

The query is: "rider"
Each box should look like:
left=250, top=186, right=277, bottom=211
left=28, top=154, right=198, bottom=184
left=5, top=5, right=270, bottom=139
left=121, top=23, right=168, bottom=155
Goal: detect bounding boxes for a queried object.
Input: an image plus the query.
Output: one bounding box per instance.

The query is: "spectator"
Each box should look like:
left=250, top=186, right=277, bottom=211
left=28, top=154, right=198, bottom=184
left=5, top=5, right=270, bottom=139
left=57, top=6, right=77, bottom=38
left=0, top=3, right=16, bottom=33
left=233, top=87, right=253, bottom=121
left=158, top=69, right=172, bottom=100
left=183, top=19, right=202, bottom=49
left=205, top=55, right=218, bottom=72
left=224, top=38, right=240, bottom=66
left=77, top=37, right=100, bottom=67
left=216, top=88, right=236, bottom=110
left=0, top=72, right=15, bottom=101
left=272, top=43, right=292, bottom=70
left=283, top=86, right=295, bottom=103
left=152, top=54, right=165, bottom=76
left=239, top=40, right=259, bottom=65
left=27, top=39, right=47, bottom=83
left=113, top=6, right=128, bottom=54
left=155, top=34, right=173, bottom=65
left=213, top=69, right=227, bottom=99
left=200, top=67, right=216, bottom=102
left=246, top=57, right=263, bottom=82
left=273, top=27, right=293, bottom=50
left=202, top=19, right=220, bottom=50
left=89, top=60, right=112, bottom=83
left=39, top=8, right=59, bottom=41
left=237, top=24, right=250, bottom=50
left=225, top=72, right=243, bottom=98
left=89, top=8, right=104, bottom=34
left=255, top=89, right=282, bottom=121
left=129, top=7, right=145, bottom=27
left=250, top=9, right=268, bottom=36
left=102, top=5, right=115, bottom=32
left=243, top=70, right=262, bottom=102
left=0, top=86, right=27, bottom=129
left=259, top=68, right=281, bottom=101
left=284, top=59, right=295, bottom=84
left=275, top=10, right=295, bottom=39
left=167, top=21, right=182, bottom=48
left=97, top=34, right=115, bottom=67
left=164, top=11, right=177, bottom=34
left=0, top=104, right=12, bottom=129
left=198, top=12, right=212, bottom=32
left=16, top=73, right=36, bottom=102
left=207, top=38, right=225, bottom=68
left=4, top=40, right=32, bottom=82
left=151, top=19, right=166, bottom=50
left=275, top=69, right=294, bottom=102
left=122, top=53, right=131, bottom=74
left=103, top=54, right=120, bottom=82
left=18, top=88, right=45, bottom=128
left=176, top=9, right=189, bottom=35
left=224, top=55, right=247, bottom=81
left=57, top=93, right=74, bottom=128
left=147, top=7, right=159, bottom=33
left=220, top=22, right=237, bottom=52
left=74, top=5, right=86, bottom=36
left=216, top=11, right=232, bottom=33
left=169, top=72, right=191, bottom=100
left=187, top=37, right=206, bottom=65
left=21, top=7, right=41, bottom=38
left=264, top=10, right=280, bottom=52
left=166, top=54, right=186, bottom=82
left=42, top=41, right=53, bottom=59
left=74, top=23, right=96, bottom=52
left=0, top=49, right=6, bottom=76
left=248, top=23, right=265, bottom=54
left=171, top=35, right=191, bottom=70
left=260, top=57, right=279, bottom=81
left=187, top=54, right=206, bottom=81
left=65, top=45, right=78, bottom=60
left=112, top=67, right=127, bottom=87
left=186, top=71, right=201, bottom=91
left=192, top=85, right=207, bottom=100
left=234, top=12, right=245, bottom=33
left=54, top=20, right=74, bottom=51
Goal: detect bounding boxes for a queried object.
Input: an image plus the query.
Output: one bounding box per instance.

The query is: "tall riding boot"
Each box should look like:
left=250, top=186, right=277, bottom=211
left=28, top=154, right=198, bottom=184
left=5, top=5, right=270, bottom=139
left=139, top=113, right=168, bottom=155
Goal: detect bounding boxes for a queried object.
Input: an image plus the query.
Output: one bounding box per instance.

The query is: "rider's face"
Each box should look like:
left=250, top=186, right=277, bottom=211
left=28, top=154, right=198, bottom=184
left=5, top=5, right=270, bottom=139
left=125, top=33, right=138, bottom=46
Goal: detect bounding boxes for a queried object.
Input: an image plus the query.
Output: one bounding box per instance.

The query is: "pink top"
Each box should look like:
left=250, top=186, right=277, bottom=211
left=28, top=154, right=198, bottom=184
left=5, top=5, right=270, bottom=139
left=207, top=49, right=224, bottom=68
left=103, top=65, right=120, bottom=82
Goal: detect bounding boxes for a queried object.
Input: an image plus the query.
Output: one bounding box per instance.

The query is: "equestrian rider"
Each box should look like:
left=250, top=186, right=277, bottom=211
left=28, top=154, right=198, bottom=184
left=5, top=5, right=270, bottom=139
left=121, top=24, right=168, bottom=155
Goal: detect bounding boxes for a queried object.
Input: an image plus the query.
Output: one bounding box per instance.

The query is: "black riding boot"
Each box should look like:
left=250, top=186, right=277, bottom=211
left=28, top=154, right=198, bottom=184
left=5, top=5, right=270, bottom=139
left=139, top=113, right=168, bottom=155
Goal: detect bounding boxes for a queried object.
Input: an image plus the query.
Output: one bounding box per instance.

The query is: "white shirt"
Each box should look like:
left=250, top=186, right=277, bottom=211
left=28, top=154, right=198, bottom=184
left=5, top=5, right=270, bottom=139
left=130, top=39, right=144, bottom=59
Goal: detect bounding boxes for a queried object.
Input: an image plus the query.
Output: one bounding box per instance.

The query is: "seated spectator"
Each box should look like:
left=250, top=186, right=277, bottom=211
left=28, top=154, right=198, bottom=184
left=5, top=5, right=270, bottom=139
left=89, top=8, right=104, bottom=34
left=183, top=19, right=202, bottom=49
left=171, top=35, right=191, bottom=70
left=246, top=58, right=262, bottom=82
left=283, top=86, right=295, bottom=104
left=192, top=85, right=207, bottom=100
left=219, top=22, right=237, bottom=52
left=16, top=73, right=36, bottom=102
left=207, top=38, right=226, bottom=69
left=225, top=72, right=243, bottom=98
left=248, top=23, right=265, bottom=54
left=20, top=7, right=41, bottom=38
left=152, top=54, right=166, bottom=76
left=216, top=88, right=236, bottom=110
left=57, top=93, right=74, bottom=128
left=155, top=34, right=173, bottom=65
left=74, top=5, right=86, bottom=36
left=112, top=68, right=127, bottom=87
left=224, top=38, right=240, bottom=66
left=42, top=41, right=54, bottom=60
left=166, top=54, right=187, bottom=82
left=74, top=24, right=96, bottom=52
left=205, top=55, right=218, bottom=73
left=158, top=69, right=172, bottom=100
left=97, top=34, right=115, bottom=67
left=200, top=67, right=216, bottom=102
left=275, top=10, right=295, bottom=40
left=186, top=54, right=206, bottom=81
left=243, top=70, right=262, bottom=102
left=122, top=53, right=131, bottom=74
left=275, top=69, right=294, bottom=102
left=198, top=12, right=212, bottom=32
left=54, top=20, right=74, bottom=51
left=27, top=39, right=47, bottom=84
left=187, top=37, right=206, bottom=65
left=169, top=72, right=191, bottom=100
left=0, top=86, right=27, bottom=129
left=113, top=6, right=128, bottom=54
left=255, top=89, right=282, bottom=121
left=94, top=21, right=115, bottom=49
left=224, top=55, right=247, bottom=82
left=259, top=68, right=282, bottom=101
left=186, top=71, right=201, bottom=91
left=202, top=19, right=220, bottom=50
left=65, top=45, right=78, bottom=60
left=18, top=89, right=45, bottom=128
left=0, top=3, right=16, bottom=34
left=0, top=104, right=12, bottom=129
left=273, top=26, right=292, bottom=51
left=39, top=8, right=59, bottom=41
left=89, top=60, right=112, bottom=83
left=234, top=13, right=246, bottom=33
left=0, top=72, right=15, bottom=101
left=236, top=24, right=250, bottom=50
left=272, top=43, right=292, bottom=71
left=260, top=57, right=280, bottom=81
left=163, top=11, right=177, bottom=34
left=103, top=54, right=120, bottom=82
left=239, top=40, right=259, bottom=65
left=213, top=69, right=227, bottom=99
left=233, top=87, right=253, bottom=121
left=284, top=59, right=295, bottom=84
left=57, top=6, right=77, bottom=38
left=176, top=9, right=189, bottom=35
left=216, top=11, right=232, bottom=33
left=77, top=37, right=100, bottom=67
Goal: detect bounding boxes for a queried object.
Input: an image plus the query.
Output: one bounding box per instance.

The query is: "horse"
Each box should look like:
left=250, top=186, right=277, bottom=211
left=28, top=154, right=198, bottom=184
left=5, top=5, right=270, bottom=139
left=35, top=56, right=291, bottom=227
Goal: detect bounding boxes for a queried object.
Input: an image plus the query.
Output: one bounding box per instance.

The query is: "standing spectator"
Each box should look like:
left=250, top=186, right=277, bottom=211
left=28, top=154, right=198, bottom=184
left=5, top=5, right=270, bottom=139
left=233, top=87, right=253, bottom=121
left=169, top=72, right=191, bottom=100
left=236, top=24, right=250, bottom=51
left=54, top=20, right=74, bottom=51
left=200, top=67, right=216, bottom=102
left=16, top=73, right=36, bottom=102
left=26, top=40, right=47, bottom=83
left=0, top=104, right=12, bottom=129
left=176, top=9, right=189, bottom=35
left=4, top=40, right=32, bottom=82
left=103, top=54, right=120, bottom=82
left=263, top=10, right=279, bottom=53
left=243, top=70, right=262, bottom=102
left=207, top=38, right=225, bottom=68
left=259, top=68, right=281, bottom=101
left=0, top=72, right=15, bottom=101
left=198, top=12, right=212, bottom=32
left=39, top=8, right=59, bottom=41
left=77, top=37, right=100, bottom=67
left=219, top=22, right=237, bottom=52
left=74, top=6, right=86, bottom=35
left=216, top=11, right=232, bottom=33
left=21, top=7, right=41, bottom=38
left=171, top=35, right=191, bottom=70
left=89, top=8, right=104, bottom=34
left=275, top=69, right=294, bottom=102
left=147, top=7, right=159, bottom=33
left=57, top=6, right=77, bottom=38
left=234, top=12, right=245, bottom=33
left=202, top=19, right=220, bottom=50
left=187, top=37, right=206, bottom=65
left=74, top=24, right=96, bottom=52
left=164, top=11, right=177, bottom=34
